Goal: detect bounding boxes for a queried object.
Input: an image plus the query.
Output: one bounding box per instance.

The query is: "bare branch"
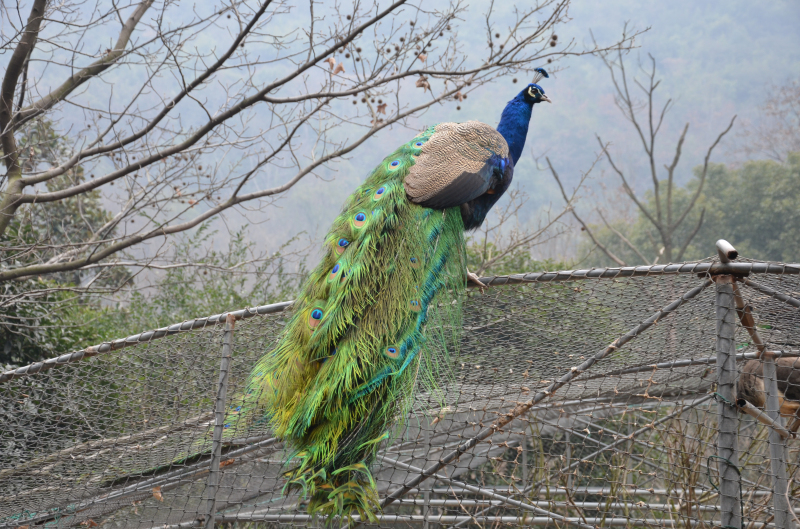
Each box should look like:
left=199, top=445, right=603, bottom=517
left=675, top=207, right=705, bottom=262
left=0, top=0, right=638, bottom=297
left=672, top=115, right=736, bottom=231
left=665, top=123, right=689, bottom=229
left=596, top=208, right=651, bottom=265
left=595, top=134, right=661, bottom=234
left=12, top=0, right=156, bottom=129
left=547, top=156, right=627, bottom=267
left=0, top=0, right=46, bottom=175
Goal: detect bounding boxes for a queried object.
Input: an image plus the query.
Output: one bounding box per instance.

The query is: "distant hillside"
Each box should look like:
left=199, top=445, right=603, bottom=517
left=241, top=0, right=800, bottom=260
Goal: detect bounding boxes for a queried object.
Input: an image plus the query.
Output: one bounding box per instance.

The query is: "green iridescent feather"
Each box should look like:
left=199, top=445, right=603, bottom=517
left=231, top=126, right=467, bottom=520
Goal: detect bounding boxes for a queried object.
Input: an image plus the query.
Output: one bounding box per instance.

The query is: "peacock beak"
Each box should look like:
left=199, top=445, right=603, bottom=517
left=540, top=94, right=552, bottom=104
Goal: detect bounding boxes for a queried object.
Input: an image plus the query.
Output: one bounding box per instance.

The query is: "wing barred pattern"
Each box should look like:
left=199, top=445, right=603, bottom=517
left=404, top=121, right=510, bottom=208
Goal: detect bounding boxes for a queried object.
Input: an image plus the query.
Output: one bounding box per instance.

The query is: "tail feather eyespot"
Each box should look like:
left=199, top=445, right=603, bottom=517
left=308, top=308, right=324, bottom=329
left=328, top=262, right=342, bottom=282
left=335, top=238, right=350, bottom=255
left=352, top=212, right=367, bottom=228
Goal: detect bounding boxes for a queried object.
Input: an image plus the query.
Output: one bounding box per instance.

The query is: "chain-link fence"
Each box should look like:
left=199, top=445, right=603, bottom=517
left=2, top=242, right=800, bottom=529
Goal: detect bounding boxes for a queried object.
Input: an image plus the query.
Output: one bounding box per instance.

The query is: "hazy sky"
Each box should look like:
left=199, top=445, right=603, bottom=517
left=9, top=0, right=799, bottom=262
left=267, top=0, right=800, bottom=257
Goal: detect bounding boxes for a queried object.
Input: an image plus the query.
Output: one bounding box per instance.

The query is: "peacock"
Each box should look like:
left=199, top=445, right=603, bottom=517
left=231, top=68, right=551, bottom=520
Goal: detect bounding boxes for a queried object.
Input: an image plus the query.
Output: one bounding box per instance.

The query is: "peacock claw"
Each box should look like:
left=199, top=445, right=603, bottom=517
left=467, top=270, right=487, bottom=292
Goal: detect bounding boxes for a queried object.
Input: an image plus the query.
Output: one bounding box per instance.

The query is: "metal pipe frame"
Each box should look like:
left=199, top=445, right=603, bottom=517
left=447, top=394, right=716, bottom=529
left=0, top=301, right=293, bottom=383
left=3, top=259, right=799, bottom=384
left=577, top=350, right=800, bottom=382
left=203, top=314, right=235, bottom=529
left=375, top=454, right=597, bottom=529
left=743, top=278, right=800, bottom=309
left=8, top=245, right=800, bottom=529
left=158, top=514, right=766, bottom=529
left=428, top=487, right=777, bottom=496
left=216, top=514, right=755, bottom=527
left=364, top=279, right=714, bottom=525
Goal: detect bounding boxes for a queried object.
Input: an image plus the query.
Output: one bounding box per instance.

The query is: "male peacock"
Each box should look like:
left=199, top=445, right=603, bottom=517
left=234, top=68, right=551, bottom=520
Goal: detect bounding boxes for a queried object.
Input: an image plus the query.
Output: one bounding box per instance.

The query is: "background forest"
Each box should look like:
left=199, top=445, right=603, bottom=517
left=1, top=0, right=799, bottom=366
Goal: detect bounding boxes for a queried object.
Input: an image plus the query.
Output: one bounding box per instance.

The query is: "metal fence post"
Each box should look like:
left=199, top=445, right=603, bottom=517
left=715, top=274, right=741, bottom=529
left=764, top=357, right=795, bottom=529
left=203, top=313, right=235, bottom=529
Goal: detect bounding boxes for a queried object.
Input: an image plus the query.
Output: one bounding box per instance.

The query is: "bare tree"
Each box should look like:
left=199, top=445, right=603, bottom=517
left=550, top=43, right=735, bottom=266
left=735, top=79, right=800, bottom=163
left=0, top=0, right=637, bottom=312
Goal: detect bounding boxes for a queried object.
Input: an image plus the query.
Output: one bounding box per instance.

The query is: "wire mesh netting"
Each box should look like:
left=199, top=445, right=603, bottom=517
left=2, top=258, right=800, bottom=529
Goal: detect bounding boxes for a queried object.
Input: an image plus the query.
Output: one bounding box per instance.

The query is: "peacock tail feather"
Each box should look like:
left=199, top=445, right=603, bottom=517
left=231, top=125, right=467, bottom=520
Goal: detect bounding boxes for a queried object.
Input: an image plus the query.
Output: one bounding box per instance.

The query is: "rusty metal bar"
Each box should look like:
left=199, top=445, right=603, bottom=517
left=736, top=399, right=793, bottom=440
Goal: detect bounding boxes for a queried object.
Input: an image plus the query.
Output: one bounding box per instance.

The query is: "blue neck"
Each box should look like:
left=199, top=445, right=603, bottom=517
left=496, top=97, right=533, bottom=165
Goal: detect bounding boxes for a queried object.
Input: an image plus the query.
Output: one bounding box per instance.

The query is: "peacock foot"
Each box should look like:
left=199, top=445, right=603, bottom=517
left=466, top=270, right=487, bottom=292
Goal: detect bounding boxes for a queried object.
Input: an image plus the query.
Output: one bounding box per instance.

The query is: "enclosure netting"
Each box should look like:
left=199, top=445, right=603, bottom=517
left=2, top=257, right=800, bottom=529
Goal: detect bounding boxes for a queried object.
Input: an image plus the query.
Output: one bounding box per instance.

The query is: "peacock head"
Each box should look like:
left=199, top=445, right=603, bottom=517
left=519, top=67, right=552, bottom=105
left=522, top=83, right=551, bottom=105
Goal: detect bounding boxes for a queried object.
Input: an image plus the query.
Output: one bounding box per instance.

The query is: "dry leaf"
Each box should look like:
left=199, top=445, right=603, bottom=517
left=376, top=103, right=387, bottom=114
left=81, top=521, right=98, bottom=528
left=326, top=57, right=336, bottom=70
left=454, top=91, right=464, bottom=102
left=415, top=75, right=430, bottom=91
left=417, top=53, right=427, bottom=61
left=187, top=199, right=197, bottom=206
left=220, top=458, right=236, bottom=468
left=152, top=486, right=164, bottom=502
left=333, top=63, right=345, bottom=75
